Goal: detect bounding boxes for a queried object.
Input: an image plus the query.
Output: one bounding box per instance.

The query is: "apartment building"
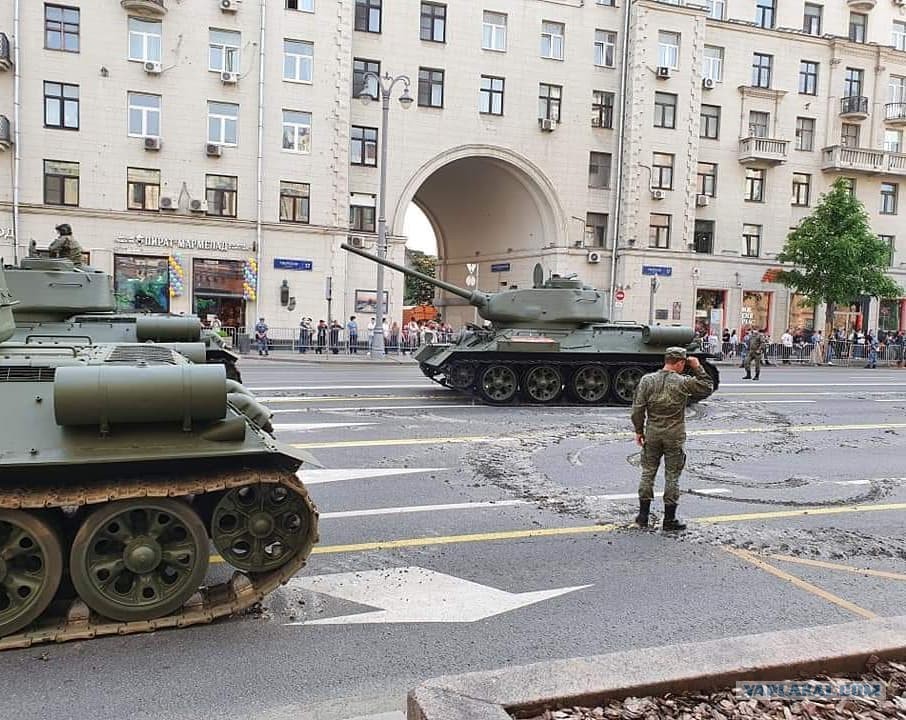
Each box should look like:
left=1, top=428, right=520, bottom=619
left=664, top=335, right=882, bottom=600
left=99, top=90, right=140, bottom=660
left=0, top=0, right=905, bottom=334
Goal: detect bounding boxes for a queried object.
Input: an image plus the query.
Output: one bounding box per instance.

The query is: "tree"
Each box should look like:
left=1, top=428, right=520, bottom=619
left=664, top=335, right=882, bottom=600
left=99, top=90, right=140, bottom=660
left=777, top=177, right=902, bottom=336
left=404, top=249, right=438, bottom=305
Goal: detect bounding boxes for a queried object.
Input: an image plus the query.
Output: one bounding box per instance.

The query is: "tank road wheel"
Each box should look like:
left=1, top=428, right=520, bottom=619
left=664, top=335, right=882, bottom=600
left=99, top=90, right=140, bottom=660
left=523, top=365, right=563, bottom=404
left=69, top=499, right=209, bottom=622
left=0, top=511, right=63, bottom=638
left=570, top=365, right=610, bottom=404
left=478, top=364, right=519, bottom=404
left=211, top=483, right=315, bottom=573
left=447, top=362, right=476, bottom=390
left=612, top=366, right=646, bottom=405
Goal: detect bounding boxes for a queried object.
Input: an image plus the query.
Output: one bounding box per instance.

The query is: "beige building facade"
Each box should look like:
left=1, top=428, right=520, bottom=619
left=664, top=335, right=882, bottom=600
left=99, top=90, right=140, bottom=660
left=1, top=0, right=906, bottom=335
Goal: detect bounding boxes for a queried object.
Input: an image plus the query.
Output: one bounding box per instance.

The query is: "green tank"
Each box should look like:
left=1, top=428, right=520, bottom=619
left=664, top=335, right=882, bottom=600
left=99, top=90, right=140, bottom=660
left=0, top=263, right=319, bottom=649
left=342, top=243, right=719, bottom=405
left=4, top=256, right=243, bottom=381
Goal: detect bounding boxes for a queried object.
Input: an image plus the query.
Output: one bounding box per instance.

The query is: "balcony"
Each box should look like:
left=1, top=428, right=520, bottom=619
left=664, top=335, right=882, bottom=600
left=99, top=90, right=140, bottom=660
left=846, top=0, right=876, bottom=9
left=120, top=0, right=167, bottom=16
left=886, top=103, right=906, bottom=125
left=737, top=136, right=789, bottom=165
left=0, top=115, right=11, bottom=151
left=840, top=95, right=869, bottom=120
left=821, top=145, right=906, bottom=176
left=0, top=33, right=10, bottom=71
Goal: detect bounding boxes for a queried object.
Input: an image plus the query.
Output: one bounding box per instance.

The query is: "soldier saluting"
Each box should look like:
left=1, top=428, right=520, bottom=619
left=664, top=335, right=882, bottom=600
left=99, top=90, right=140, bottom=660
left=631, top=347, right=713, bottom=531
left=48, top=223, right=84, bottom=266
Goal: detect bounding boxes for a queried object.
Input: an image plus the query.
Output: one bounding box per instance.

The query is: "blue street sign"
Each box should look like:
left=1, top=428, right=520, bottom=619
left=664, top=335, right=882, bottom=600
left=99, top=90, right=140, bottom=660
left=641, top=265, right=672, bottom=277
left=490, top=262, right=511, bottom=273
left=274, top=258, right=313, bottom=271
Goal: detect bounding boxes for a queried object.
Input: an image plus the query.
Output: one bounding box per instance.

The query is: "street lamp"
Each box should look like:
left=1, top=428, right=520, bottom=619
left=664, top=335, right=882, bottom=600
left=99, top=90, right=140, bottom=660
left=359, top=71, right=412, bottom=357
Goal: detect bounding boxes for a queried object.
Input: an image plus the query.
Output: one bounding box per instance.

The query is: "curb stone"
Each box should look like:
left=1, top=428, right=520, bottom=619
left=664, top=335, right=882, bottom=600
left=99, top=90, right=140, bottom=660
left=407, top=615, right=906, bottom=720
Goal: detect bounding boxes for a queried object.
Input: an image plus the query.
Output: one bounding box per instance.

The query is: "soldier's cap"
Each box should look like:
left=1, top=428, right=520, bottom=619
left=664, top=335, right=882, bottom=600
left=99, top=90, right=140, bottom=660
left=55, top=223, right=72, bottom=235
left=665, top=346, right=688, bottom=361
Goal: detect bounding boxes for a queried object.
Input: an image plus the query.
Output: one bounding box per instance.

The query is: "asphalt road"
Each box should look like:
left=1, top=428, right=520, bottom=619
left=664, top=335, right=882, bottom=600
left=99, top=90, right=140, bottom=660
left=2, top=359, right=905, bottom=720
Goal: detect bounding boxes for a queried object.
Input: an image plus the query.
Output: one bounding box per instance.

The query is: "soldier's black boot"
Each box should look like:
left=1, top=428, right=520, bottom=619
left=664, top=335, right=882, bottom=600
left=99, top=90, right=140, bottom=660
left=662, top=504, right=687, bottom=532
left=743, top=370, right=752, bottom=379
left=635, top=499, right=651, bottom=528
left=753, top=372, right=760, bottom=381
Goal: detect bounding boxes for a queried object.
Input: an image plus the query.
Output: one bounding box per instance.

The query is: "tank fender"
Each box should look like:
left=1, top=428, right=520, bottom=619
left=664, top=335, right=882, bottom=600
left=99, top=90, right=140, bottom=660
left=641, top=325, right=695, bottom=346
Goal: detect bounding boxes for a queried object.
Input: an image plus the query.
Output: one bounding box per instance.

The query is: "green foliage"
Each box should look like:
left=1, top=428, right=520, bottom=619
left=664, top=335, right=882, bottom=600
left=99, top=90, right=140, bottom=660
left=777, top=178, right=902, bottom=326
left=404, top=249, right=437, bottom=305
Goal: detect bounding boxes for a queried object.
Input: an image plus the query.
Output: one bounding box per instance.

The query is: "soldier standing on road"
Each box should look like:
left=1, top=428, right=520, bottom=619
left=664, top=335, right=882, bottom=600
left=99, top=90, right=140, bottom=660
left=631, top=347, right=714, bottom=531
left=743, top=327, right=767, bottom=380
left=48, top=224, right=84, bottom=266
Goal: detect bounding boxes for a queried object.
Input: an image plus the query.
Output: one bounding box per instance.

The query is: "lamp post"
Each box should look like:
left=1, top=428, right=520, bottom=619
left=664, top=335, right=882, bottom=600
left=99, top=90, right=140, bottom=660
left=359, top=71, right=413, bottom=357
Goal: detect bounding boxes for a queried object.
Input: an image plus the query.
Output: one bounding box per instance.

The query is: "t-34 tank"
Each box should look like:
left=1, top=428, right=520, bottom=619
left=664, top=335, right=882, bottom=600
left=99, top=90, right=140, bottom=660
left=4, top=256, right=242, bottom=380
left=0, top=264, right=319, bottom=649
left=342, top=243, right=718, bottom=405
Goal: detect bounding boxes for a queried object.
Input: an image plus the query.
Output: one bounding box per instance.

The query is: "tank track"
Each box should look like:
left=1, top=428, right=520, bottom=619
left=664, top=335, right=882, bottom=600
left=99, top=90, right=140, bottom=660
left=0, top=467, right=318, bottom=651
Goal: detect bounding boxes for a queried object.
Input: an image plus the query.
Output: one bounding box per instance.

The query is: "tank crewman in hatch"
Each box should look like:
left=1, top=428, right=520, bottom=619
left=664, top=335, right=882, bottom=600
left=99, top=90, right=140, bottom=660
left=48, top=223, right=84, bottom=266
left=631, top=347, right=713, bottom=532
left=743, top=327, right=767, bottom=380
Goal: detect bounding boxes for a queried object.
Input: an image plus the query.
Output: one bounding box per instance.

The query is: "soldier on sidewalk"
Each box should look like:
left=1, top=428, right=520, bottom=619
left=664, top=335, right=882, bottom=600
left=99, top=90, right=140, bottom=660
left=631, top=347, right=713, bottom=531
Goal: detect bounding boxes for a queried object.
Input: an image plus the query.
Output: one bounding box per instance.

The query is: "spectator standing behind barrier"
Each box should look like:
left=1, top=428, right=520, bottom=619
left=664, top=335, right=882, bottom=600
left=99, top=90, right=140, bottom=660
left=388, top=321, right=400, bottom=353
left=298, top=317, right=312, bottom=353
left=810, top=329, right=824, bottom=365
left=316, top=320, right=327, bottom=354
left=329, top=320, right=342, bottom=354
left=347, top=316, right=358, bottom=354
left=781, top=328, right=793, bottom=364
left=254, top=317, right=269, bottom=356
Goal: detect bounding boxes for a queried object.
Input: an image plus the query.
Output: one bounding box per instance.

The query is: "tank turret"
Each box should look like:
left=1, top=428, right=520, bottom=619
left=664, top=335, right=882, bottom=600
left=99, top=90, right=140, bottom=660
left=342, top=243, right=608, bottom=328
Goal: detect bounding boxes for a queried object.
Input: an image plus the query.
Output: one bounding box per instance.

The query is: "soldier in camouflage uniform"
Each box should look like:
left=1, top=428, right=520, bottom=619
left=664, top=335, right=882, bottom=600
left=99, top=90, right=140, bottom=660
left=743, top=327, right=767, bottom=380
left=48, top=224, right=84, bottom=267
left=631, top=347, right=714, bottom=531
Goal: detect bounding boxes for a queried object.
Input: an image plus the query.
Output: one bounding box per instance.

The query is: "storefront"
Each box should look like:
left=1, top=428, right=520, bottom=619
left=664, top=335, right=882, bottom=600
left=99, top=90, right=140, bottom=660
left=741, top=290, right=772, bottom=333
left=788, top=293, right=816, bottom=331
left=878, top=299, right=905, bottom=333
left=192, top=258, right=246, bottom=328
left=694, top=289, right=726, bottom=336
left=113, top=254, right=170, bottom=312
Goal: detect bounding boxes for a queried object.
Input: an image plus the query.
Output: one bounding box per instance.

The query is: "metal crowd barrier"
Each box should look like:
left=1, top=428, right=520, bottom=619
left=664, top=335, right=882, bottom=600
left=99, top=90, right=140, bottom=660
left=226, top=326, right=456, bottom=356
left=707, top=340, right=906, bottom=367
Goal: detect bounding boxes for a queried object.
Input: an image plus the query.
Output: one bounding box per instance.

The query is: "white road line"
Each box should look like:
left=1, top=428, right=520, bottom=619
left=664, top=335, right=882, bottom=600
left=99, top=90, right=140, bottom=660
left=299, top=468, right=448, bottom=485
left=832, top=479, right=872, bottom=486
left=873, top=398, right=906, bottom=402
left=720, top=382, right=906, bottom=388
left=250, top=384, right=434, bottom=392
left=703, top=400, right=816, bottom=405
left=270, top=405, right=478, bottom=414
left=273, top=422, right=377, bottom=432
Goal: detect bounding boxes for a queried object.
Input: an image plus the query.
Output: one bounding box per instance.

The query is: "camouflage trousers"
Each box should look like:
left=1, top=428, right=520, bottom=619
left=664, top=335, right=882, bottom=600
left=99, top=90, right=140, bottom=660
left=744, top=353, right=762, bottom=376
left=638, top=433, right=686, bottom=505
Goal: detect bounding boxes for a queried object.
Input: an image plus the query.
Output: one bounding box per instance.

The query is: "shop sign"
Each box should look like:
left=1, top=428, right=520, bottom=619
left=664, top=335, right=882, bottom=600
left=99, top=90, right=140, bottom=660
left=642, top=265, right=672, bottom=277
left=114, top=234, right=251, bottom=253
left=273, top=258, right=313, bottom=271
left=0, top=227, right=14, bottom=239
left=490, top=263, right=511, bottom=273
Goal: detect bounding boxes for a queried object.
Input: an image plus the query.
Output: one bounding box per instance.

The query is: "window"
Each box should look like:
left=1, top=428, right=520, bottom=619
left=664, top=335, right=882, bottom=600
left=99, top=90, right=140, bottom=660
left=209, top=29, right=240, bottom=73
left=282, top=110, right=312, bottom=153
left=697, top=162, right=717, bottom=197
left=749, top=110, right=769, bottom=138
left=479, top=75, right=505, bottom=115
left=588, top=152, right=612, bottom=189
left=658, top=31, right=680, bottom=69
left=206, top=175, right=238, bottom=217
left=420, top=3, right=446, bottom=42
left=114, top=255, right=169, bottom=313
left=127, top=93, right=161, bottom=137
left=879, top=235, right=895, bottom=266
left=700, top=104, right=720, bottom=139
left=841, top=122, right=860, bottom=148
left=283, top=40, right=313, bottom=83
left=541, top=21, right=565, bottom=60
left=844, top=68, right=864, bottom=100
left=418, top=68, right=445, bottom=108
left=694, top=220, right=714, bottom=254
left=706, top=0, right=725, bottom=20
left=652, top=153, right=674, bottom=190
left=890, top=75, right=906, bottom=104
left=350, top=125, right=378, bottom=166
left=885, top=128, right=903, bottom=153
left=881, top=182, right=898, bottom=214
left=350, top=194, right=376, bottom=232
left=538, top=83, right=562, bottom=122
left=595, top=30, right=616, bottom=67
left=207, top=101, right=238, bottom=146
left=849, top=13, right=867, bottom=43
left=45, top=5, right=79, bottom=52
left=796, top=117, right=815, bottom=151
left=286, top=0, right=315, bottom=10
left=482, top=12, right=507, bottom=51
left=841, top=178, right=856, bottom=196
left=745, top=168, right=765, bottom=202
left=649, top=214, right=671, bottom=249
left=44, top=82, right=79, bottom=130
left=127, top=168, right=161, bottom=211
left=894, top=21, right=906, bottom=52
left=654, top=92, right=677, bottom=129
left=803, top=4, right=822, bottom=35
left=799, top=61, right=819, bottom=95
left=128, top=18, right=161, bottom=63
left=592, top=90, right=614, bottom=128
left=596, top=0, right=615, bottom=5
left=792, top=173, right=811, bottom=206
left=586, top=213, right=608, bottom=248
left=353, top=58, right=380, bottom=99
left=355, top=0, right=382, bottom=32
left=702, top=46, right=723, bottom=82
left=752, top=53, right=772, bottom=88
left=743, top=224, right=761, bottom=257
left=755, top=0, right=775, bottom=28
left=43, top=160, right=79, bottom=206
left=279, top=181, right=310, bottom=223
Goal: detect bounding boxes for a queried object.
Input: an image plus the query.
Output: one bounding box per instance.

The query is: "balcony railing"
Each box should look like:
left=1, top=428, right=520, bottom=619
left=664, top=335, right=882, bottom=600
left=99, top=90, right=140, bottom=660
left=737, top=136, right=789, bottom=165
left=886, top=102, right=906, bottom=124
left=0, top=115, right=11, bottom=150
left=821, top=145, right=906, bottom=176
left=840, top=95, right=869, bottom=118
left=0, top=33, right=10, bottom=71
left=120, top=0, right=167, bottom=16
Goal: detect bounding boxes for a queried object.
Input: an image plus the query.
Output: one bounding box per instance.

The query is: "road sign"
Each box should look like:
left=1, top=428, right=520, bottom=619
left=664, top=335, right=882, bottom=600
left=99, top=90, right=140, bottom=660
left=490, top=262, right=511, bottom=273
left=642, top=265, right=673, bottom=277
left=615, top=289, right=625, bottom=301
left=274, top=258, right=313, bottom=271
left=465, top=275, right=477, bottom=287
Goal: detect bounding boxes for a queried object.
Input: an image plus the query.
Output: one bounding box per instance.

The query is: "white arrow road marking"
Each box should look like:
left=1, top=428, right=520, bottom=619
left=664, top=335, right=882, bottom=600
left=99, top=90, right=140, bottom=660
left=298, top=468, right=448, bottom=485
left=273, top=422, right=377, bottom=432
left=284, top=567, right=591, bottom=625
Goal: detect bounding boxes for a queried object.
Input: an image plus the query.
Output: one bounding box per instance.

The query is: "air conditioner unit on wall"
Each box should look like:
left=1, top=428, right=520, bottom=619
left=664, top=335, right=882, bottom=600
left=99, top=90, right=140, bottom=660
left=221, top=71, right=238, bottom=84
left=159, top=196, right=175, bottom=210
left=349, top=236, right=367, bottom=248
left=220, top=0, right=239, bottom=12
left=656, top=66, right=671, bottom=79
left=190, top=199, right=208, bottom=213
left=539, top=118, right=557, bottom=131
left=144, top=136, right=161, bottom=151
left=702, top=77, right=715, bottom=90
left=696, top=194, right=710, bottom=207
left=144, top=61, right=162, bottom=75
left=206, top=143, right=223, bottom=157
left=650, top=188, right=666, bottom=200
left=587, top=251, right=602, bottom=263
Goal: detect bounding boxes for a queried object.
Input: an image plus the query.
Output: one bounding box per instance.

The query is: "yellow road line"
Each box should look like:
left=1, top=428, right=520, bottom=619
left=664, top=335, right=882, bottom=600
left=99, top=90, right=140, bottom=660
left=695, top=502, right=906, bottom=523
left=724, top=547, right=878, bottom=620
left=292, top=435, right=494, bottom=449
left=770, top=554, right=906, bottom=581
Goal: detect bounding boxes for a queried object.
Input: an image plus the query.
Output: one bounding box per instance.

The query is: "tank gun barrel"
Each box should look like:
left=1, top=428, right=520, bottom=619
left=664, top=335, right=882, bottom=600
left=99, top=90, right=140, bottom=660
left=341, top=243, right=488, bottom=307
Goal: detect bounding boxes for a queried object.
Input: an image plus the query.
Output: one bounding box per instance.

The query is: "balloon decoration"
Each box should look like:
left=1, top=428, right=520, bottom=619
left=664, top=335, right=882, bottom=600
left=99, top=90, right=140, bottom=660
left=168, top=255, right=185, bottom=298
left=243, top=258, right=258, bottom=301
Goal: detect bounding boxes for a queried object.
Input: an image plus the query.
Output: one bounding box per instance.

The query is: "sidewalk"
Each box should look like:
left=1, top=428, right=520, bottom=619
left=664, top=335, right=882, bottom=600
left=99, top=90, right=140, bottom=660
left=242, top=351, right=418, bottom=366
